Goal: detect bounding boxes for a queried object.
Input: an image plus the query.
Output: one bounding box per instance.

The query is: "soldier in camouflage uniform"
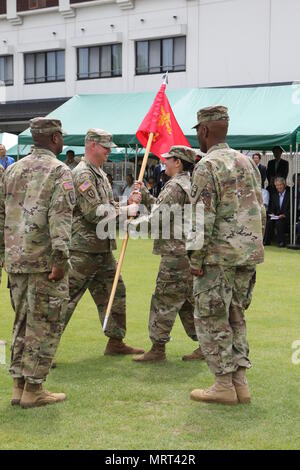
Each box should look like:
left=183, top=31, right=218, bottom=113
left=0, top=118, right=75, bottom=409
left=187, top=106, right=266, bottom=405
left=0, top=166, right=3, bottom=286
left=131, top=146, right=204, bottom=363
left=63, top=129, right=144, bottom=356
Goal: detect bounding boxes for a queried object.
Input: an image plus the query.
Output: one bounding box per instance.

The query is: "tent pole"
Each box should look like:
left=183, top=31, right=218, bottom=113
left=289, top=145, right=293, bottom=245
left=293, top=143, right=299, bottom=246
left=125, top=146, right=127, bottom=183
left=135, top=144, right=138, bottom=180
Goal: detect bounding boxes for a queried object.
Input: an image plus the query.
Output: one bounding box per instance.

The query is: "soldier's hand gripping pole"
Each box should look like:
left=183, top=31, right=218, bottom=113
left=103, top=132, right=154, bottom=332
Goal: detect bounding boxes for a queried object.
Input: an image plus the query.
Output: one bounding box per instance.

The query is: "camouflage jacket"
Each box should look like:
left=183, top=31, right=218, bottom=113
left=0, top=166, right=4, bottom=267
left=188, top=143, right=265, bottom=269
left=0, top=148, right=75, bottom=273
left=136, top=171, right=191, bottom=256
left=71, top=158, right=118, bottom=253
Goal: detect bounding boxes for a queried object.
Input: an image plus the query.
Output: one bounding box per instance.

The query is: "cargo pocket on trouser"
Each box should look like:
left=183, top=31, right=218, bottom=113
left=244, top=270, right=256, bottom=310
left=233, top=267, right=256, bottom=313
left=193, top=267, right=234, bottom=375
left=149, top=258, right=183, bottom=344
left=26, top=274, right=69, bottom=381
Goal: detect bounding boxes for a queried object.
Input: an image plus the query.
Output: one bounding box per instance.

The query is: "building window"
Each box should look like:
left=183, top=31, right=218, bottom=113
left=17, top=0, right=58, bottom=11
left=77, top=44, right=122, bottom=80
left=0, top=0, right=7, bottom=15
left=135, top=37, right=186, bottom=75
left=24, top=50, right=65, bottom=84
left=0, top=56, right=13, bottom=86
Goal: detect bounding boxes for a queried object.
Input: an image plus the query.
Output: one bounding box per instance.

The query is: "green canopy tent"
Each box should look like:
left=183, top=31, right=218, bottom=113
left=6, top=144, right=147, bottom=163
left=6, top=144, right=85, bottom=161
left=18, top=84, right=300, bottom=151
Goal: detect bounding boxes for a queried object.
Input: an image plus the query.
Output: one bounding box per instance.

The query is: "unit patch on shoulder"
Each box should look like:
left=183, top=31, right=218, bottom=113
left=87, top=189, right=95, bottom=199
left=79, top=181, right=92, bottom=193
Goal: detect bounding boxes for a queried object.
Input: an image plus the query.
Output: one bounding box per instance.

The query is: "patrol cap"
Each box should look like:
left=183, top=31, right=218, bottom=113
left=85, top=128, right=117, bottom=148
left=192, top=105, right=229, bottom=129
left=161, top=145, right=197, bottom=164
left=30, top=117, right=66, bottom=135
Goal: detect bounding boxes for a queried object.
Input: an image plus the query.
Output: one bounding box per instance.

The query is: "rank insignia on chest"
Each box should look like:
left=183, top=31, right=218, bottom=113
left=63, top=181, right=74, bottom=191
left=79, top=181, right=92, bottom=193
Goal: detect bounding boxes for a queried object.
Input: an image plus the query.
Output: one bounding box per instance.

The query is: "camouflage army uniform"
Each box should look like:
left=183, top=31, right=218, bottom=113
left=132, top=147, right=198, bottom=345
left=64, top=130, right=128, bottom=339
left=188, top=141, right=265, bottom=376
left=0, top=128, right=75, bottom=384
left=0, top=166, right=3, bottom=284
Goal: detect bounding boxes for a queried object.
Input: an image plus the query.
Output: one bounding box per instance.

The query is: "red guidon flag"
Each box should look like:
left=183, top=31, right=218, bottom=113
left=136, top=82, right=190, bottom=159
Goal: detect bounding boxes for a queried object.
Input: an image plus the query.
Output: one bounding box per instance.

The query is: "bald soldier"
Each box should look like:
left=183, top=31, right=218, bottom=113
left=0, top=118, right=75, bottom=408
left=63, top=129, right=144, bottom=356
left=188, top=106, right=265, bottom=405
left=132, top=146, right=204, bottom=363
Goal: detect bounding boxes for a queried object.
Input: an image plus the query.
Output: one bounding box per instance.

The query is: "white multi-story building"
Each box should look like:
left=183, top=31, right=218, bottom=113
left=0, top=0, right=300, bottom=133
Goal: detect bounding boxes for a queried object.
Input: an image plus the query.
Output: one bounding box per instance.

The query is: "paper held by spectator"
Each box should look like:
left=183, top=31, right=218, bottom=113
left=270, top=215, right=280, bottom=220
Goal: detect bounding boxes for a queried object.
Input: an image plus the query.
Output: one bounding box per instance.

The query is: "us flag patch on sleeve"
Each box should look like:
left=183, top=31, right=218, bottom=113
left=63, top=181, right=74, bottom=191
left=79, top=181, right=92, bottom=192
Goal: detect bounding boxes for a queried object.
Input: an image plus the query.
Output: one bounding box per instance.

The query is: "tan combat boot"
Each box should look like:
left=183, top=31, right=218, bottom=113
left=190, top=373, right=238, bottom=405
left=232, top=367, right=251, bottom=404
left=132, top=343, right=167, bottom=363
left=20, top=383, right=66, bottom=409
left=182, top=346, right=205, bottom=361
left=11, top=378, right=25, bottom=406
left=104, top=338, right=144, bottom=356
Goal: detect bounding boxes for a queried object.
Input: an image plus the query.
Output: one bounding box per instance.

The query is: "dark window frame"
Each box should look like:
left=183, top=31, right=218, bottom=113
left=24, top=50, right=65, bottom=84
left=0, top=55, right=14, bottom=86
left=135, top=36, right=186, bottom=76
left=76, top=43, right=122, bottom=80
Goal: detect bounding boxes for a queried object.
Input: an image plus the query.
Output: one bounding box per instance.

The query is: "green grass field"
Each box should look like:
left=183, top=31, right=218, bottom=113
left=0, top=240, right=300, bottom=450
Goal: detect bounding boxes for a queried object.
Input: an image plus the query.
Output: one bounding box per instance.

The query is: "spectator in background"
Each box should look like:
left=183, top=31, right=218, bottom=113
left=65, top=150, right=78, bottom=170
left=266, top=176, right=277, bottom=197
left=153, top=161, right=166, bottom=187
left=0, top=145, right=15, bottom=170
left=107, top=173, right=121, bottom=201
left=261, top=188, right=270, bottom=210
left=122, top=174, right=134, bottom=200
left=267, top=146, right=289, bottom=185
left=146, top=176, right=156, bottom=196
left=252, top=152, right=267, bottom=188
left=156, top=170, right=170, bottom=197
left=264, top=177, right=290, bottom=247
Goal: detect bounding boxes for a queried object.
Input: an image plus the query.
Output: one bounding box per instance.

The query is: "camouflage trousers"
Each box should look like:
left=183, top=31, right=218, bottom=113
left=64, top=251, right=126, bottom=339
left=149, top=254, right=197, bottom=345
left=9, top=272, right=68, bottom=384
left=193, top=265, right=256, bottom=376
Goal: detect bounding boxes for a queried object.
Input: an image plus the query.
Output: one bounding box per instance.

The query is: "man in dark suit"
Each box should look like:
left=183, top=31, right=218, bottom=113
left=266, top=146, right=289, bottom=185
left=264, top=177, right=290, bottom=247
left=253, top=153, right=267, bottom=188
